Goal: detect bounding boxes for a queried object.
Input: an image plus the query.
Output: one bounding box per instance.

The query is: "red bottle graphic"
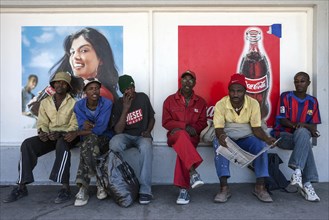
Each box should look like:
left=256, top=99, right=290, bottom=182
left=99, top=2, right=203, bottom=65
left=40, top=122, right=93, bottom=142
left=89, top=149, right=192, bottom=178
left=239, top=27, right=271, bottom=119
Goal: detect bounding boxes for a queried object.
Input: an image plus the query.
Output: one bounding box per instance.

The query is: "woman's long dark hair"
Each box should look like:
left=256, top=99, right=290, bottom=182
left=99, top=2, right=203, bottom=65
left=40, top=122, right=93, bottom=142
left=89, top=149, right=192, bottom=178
left=49, top=27, right=119, bottom=100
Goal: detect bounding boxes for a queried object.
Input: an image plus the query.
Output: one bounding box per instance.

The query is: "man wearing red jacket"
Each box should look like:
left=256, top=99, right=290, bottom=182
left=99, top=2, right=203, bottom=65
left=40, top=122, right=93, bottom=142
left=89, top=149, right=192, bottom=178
left=162, top=70, right=207, bottom=205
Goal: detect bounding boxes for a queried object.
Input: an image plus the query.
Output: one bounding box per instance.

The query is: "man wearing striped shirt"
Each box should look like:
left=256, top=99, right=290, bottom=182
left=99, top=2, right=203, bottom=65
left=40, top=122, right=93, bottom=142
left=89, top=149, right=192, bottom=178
left=271, top=71, right=321, bottom=202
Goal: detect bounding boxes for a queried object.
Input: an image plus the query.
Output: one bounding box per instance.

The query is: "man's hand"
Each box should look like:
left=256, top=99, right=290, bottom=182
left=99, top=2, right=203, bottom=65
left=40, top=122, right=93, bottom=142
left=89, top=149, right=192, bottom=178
left=48, top=131, right=61, bottom=141
left=218, top=133, right=228, bottom=148
left=64, top=131, right=79, bottom=143
left=186, top=125, right=197, bottom=137
left=38, top=130, right=49, bottom=142
left=310, top=129, right=320, bottom=138
left=141, top=131, right=152, bottom=138
left=294, top=123, right=320, bottom=138
left=170, top=128, right=182, bottom=135
left=83, top=120, right=94, bottom=131
left=113, top=92, right=134, bottom=134
left=265, top=136, right=277, bottom=148
left=123, top=92, right=133, bottom=111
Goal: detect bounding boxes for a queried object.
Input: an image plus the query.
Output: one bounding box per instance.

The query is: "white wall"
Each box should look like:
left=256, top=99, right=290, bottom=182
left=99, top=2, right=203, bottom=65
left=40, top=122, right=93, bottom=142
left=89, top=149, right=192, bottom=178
left=1, top=1, right=328, bottom=184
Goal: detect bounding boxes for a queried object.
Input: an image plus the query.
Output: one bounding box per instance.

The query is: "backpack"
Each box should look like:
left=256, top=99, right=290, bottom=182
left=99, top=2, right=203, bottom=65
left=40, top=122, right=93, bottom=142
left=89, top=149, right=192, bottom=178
left=266, top=153, right=290, bottom=191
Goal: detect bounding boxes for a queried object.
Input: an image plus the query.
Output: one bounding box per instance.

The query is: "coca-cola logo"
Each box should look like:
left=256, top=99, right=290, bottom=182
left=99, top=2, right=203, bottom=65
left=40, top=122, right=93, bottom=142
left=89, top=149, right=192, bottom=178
left=45, top=86, right=56, bottom=96
left=245, top=75, right=268, bottom=93
left=206, top=105, right=214, bottom=118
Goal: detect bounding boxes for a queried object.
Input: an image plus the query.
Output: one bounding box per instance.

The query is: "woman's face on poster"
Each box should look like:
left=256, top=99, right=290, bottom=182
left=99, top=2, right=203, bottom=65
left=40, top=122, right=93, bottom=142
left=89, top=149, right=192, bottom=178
left=69, top=35, right=102, bottom=79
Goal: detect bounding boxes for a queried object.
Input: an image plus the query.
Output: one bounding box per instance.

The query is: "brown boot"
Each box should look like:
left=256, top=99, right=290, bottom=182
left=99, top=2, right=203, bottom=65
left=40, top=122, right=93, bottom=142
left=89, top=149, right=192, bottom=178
left=214, top=185, right=231, bottom=203
left=253, top=184, right=273, bottom=203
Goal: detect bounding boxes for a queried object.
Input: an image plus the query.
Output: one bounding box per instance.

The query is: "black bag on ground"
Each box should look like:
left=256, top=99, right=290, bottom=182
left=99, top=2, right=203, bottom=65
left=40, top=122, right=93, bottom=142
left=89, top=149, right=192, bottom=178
left=95, top=152, right=110, bottom=191
left=266, top=153, right=290, bottom=191
left=107, top=150, right=140, bottom=207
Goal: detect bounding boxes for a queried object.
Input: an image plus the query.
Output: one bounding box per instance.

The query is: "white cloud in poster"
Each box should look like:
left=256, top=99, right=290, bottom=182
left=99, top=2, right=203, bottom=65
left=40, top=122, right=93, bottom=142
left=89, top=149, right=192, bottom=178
left=34, top=32, right=54, bottom=44
left=22, top=35, right=30, bottom=47
left=54, top=26, right=80, bottom=36
left=40, top=26, right=79, bottom=37
left=30, top=52, right=55, bottom=68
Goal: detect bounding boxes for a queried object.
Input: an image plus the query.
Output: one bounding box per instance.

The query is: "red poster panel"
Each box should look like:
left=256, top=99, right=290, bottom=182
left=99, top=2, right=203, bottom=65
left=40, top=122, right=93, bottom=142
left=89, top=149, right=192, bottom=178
left=178, top=25, right=280, bottom=127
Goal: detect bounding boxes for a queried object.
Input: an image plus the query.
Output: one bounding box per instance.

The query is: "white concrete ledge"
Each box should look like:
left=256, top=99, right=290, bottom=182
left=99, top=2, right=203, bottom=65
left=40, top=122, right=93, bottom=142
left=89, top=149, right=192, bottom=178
left=0, top=142, right=308, bottom=186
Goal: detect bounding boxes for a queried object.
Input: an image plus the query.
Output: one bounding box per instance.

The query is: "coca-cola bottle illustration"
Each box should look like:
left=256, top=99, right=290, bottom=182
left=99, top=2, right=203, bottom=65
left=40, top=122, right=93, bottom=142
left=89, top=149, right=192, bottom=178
left=27, top=85, right=56, bottom=117
left=238, top=27, right=271, bottom=119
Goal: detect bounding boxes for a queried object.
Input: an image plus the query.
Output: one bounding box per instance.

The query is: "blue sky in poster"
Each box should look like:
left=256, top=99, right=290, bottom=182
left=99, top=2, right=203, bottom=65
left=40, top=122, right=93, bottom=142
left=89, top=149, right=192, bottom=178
left=21, top=26, right=123, bottom=94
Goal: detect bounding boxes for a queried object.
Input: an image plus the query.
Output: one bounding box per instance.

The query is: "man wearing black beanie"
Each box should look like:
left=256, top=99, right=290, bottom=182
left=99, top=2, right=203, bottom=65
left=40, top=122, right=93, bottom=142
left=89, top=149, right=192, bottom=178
left=109, top=74, right=155, bottom=205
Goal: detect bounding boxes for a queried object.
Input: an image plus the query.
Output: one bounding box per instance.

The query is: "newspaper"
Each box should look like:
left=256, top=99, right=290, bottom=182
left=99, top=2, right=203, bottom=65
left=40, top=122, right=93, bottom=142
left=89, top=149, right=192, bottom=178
left=215, top=137, right=281, bottom=168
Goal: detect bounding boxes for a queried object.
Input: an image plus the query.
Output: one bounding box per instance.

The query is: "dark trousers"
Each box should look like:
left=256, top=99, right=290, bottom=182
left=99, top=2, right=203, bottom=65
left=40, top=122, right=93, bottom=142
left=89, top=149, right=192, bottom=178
left=17, top=135, right=78, bottom=185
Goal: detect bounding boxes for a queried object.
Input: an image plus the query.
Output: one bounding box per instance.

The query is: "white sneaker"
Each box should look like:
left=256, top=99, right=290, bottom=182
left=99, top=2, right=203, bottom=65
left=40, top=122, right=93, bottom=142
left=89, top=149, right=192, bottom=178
left=96, top=185, right=107, bottom=200
left=74, top=186, right=89, bottom=206
left=301, top=184, right=320, bottom=202
left=176, top=189, right=190, bottom=205
left=290, top=172, right=303, bottom=189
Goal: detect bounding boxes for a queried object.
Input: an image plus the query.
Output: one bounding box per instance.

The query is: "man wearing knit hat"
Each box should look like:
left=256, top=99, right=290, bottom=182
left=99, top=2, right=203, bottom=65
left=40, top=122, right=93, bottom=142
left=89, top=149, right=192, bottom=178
left=3, top=71, right=79, bottom=204
left=212, top=73, right=277, bottom=203
left=162, top=70, right=208, bottom=205
left=109, top=74, right=155, bottom=205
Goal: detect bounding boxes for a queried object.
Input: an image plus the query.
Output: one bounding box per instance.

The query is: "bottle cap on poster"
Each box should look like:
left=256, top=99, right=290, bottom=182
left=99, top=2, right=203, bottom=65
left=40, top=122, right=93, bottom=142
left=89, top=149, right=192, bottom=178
left=267, top=24, right=282, bottom=38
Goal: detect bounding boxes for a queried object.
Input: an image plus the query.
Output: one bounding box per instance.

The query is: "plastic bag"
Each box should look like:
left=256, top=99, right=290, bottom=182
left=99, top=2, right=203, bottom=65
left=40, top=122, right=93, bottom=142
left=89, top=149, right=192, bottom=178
left=95, top=152, right=110, bottom=191
left=201, top=120, right=215, bottom=143
left=107, top=150, right=140, bottom=207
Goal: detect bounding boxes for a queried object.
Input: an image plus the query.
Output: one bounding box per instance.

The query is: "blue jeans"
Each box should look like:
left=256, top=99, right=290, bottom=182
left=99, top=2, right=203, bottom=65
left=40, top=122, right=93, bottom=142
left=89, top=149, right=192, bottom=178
left=109, top=133, right=153, bottom=195
left=277, top=128, right=318, bottom=183
left=213, top=135, right=269, bottom=179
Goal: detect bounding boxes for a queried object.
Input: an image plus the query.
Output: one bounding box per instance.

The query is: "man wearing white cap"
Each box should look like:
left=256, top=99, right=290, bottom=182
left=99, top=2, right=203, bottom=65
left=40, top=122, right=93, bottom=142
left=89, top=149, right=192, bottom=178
left=73, top=78, right=113, bottom=206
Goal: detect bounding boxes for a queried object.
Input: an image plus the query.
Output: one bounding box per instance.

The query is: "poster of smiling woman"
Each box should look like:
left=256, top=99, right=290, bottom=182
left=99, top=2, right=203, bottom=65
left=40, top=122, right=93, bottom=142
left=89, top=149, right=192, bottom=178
left=21, top=26, right=123, bottom=128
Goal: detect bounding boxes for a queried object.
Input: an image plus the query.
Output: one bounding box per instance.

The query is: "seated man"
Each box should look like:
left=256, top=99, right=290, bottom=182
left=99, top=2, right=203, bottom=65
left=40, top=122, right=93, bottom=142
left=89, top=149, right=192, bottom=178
left=213, top=73, right=276, bottom=203
left=271, top=71, right=321, bottom=202
left=73, top=78, right=113, bottom=206
left=109, top=75, right=155, bottom=205
left=162, top=70, right=207, bottom=205
left=3, top=71, right=79, bottom=204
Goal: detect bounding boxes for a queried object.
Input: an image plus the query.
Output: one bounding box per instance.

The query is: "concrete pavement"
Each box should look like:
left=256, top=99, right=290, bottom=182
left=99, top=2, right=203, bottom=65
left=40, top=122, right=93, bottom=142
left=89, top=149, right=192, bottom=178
left=1, top=183, right=328, bottom=220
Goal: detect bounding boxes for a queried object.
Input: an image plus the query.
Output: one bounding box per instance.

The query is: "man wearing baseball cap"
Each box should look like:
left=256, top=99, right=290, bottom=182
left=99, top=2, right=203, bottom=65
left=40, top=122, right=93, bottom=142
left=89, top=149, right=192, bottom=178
left=3, top=71, right=79, bottom=204
left=162, top=70, right=208, bottom=205
left=73, top=78, right=113, bottom=206
left=212, top=73, right=277, bottom=203
left=109, top=74, right=155, bottom=205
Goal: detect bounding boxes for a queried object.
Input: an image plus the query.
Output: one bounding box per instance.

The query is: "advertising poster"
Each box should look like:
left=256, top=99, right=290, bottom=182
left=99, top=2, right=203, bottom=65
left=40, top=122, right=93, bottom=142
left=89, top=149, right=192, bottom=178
left=178, top=25, right=281, bottom=127
left=21, top=26, right=123, bottom=128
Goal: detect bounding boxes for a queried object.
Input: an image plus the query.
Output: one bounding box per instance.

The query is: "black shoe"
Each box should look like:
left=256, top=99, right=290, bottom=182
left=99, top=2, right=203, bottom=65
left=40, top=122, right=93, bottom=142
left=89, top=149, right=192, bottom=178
left=54, top=188, right=71, bottom=204
left=3, top=186, right=28, bottom=203
left=139, top=193, right=152, bottom=205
